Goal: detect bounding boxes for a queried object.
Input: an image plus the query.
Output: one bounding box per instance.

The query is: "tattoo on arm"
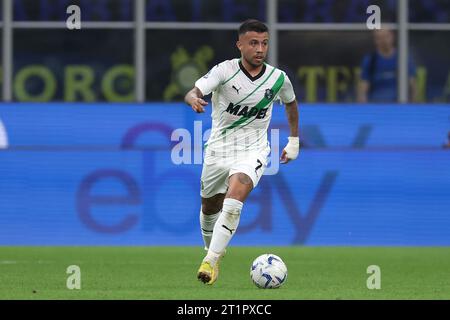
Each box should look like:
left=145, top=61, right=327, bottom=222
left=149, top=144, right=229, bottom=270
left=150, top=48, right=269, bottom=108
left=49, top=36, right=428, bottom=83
left=285, top=100, right=299, bottom=137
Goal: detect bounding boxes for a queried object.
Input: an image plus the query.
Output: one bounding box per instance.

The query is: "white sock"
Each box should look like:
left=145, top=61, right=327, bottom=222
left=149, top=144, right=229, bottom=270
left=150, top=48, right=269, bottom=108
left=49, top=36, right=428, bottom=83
left=205, top=198, right=243, bottom=264
left=200, top=208, right=221, bottom=250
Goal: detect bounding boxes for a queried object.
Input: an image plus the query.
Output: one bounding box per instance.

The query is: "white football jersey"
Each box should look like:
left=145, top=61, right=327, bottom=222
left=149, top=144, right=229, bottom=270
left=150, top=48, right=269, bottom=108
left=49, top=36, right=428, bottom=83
left=195, top=58, right=296, bottom=159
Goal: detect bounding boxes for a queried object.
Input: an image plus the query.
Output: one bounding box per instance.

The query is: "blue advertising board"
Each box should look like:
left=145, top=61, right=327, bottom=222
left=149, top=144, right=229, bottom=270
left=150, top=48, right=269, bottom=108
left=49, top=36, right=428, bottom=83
left=0, top=103, right=449, bottom=245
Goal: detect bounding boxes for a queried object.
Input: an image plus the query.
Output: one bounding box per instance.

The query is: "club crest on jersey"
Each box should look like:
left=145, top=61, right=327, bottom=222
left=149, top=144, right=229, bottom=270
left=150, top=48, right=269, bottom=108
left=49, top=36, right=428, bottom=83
left=265, top=88, right=274, bottom=100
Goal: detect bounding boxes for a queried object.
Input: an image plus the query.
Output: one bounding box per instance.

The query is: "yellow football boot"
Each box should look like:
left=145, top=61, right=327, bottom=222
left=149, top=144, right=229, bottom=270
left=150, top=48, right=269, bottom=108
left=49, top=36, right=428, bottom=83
left=197, top=261, right=217, bottom=285
left=197, top=255, right=223, bottom=285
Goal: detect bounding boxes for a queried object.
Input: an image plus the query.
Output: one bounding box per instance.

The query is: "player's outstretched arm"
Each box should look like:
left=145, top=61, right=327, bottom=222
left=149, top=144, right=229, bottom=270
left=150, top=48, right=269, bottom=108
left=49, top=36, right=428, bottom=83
left=280, top=100, right=300, bottom=164
left=184, top=87, right=208, bottom=113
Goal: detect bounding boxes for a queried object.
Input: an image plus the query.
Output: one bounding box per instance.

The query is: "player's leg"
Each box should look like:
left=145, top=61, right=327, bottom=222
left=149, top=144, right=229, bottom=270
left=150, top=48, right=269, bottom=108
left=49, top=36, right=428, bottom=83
left=197, top=161, right=230, bottom=284
left=199, top=156, right=266, bottom=284
left=200, top=193, right=225, bottom=250
left=199, top=161, right=229, bottom=251
left=205, top=173, right=252, bottom=260
left=198, top=174, right=252, bottom=285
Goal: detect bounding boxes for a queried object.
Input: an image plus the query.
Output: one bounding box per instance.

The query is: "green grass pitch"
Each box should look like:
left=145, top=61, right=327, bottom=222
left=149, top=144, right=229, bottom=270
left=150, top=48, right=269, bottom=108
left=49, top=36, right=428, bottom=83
left=0, top=247, right=449, bottom=299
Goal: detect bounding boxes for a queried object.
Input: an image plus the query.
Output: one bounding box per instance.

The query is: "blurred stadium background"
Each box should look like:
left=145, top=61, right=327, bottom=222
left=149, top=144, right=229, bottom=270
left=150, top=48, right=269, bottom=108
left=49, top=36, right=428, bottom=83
left=0, top=0, right=449, bottom=299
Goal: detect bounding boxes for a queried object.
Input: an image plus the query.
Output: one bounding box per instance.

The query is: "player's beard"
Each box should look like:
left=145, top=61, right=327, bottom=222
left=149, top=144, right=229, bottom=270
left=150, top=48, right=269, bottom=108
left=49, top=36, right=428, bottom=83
left=245, top=55, right=265, bottom=68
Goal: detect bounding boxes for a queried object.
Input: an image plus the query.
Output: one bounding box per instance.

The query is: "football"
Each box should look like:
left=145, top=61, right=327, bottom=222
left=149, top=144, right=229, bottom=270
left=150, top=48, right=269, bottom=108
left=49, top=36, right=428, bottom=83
left=250, top=254, right=288, bottom=289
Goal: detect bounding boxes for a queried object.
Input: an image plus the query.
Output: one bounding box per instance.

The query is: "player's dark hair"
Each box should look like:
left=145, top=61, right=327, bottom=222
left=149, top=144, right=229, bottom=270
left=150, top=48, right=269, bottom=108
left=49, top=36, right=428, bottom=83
left=238, top=19, right=268, bottom=36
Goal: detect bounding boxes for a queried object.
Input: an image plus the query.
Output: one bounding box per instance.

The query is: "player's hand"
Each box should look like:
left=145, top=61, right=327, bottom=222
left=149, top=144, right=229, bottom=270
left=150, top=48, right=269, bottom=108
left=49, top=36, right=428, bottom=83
left=190, top=98, right=208, bottom=113
left=280, top=137, right=300, bottom=164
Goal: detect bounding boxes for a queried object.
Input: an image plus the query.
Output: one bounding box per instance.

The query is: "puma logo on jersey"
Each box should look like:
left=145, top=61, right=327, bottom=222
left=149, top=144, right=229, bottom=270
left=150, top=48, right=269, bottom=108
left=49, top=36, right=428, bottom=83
left=232, top=85, right=241, bottom=94
left=225, top=102, right=268, bottom=119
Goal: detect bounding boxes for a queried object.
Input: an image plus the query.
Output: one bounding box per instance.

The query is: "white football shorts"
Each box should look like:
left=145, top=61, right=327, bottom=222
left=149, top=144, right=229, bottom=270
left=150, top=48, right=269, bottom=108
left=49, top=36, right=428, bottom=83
left=200, top=149, right=269, bottom=198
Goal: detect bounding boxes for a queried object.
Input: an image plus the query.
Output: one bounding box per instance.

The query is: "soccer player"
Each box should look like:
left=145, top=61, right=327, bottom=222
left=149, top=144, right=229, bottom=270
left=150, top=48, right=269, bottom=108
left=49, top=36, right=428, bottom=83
left=184, top=19, right=300, bottom=285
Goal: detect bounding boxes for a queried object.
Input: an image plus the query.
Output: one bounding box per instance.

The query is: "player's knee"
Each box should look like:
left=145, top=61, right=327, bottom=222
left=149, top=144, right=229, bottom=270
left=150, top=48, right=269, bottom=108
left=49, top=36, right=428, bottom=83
left=202, top=205, right=220, bottom=215
left=201, top=202, right=220, bottom=215
left=201, top=194, right=225, bottom=214
left=225, top=189, right=248, bottom=202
